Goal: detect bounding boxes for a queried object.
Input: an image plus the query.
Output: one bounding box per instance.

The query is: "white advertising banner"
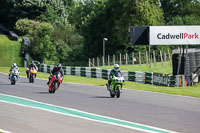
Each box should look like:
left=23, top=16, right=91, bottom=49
left=150, top=26, right=200, bottom=45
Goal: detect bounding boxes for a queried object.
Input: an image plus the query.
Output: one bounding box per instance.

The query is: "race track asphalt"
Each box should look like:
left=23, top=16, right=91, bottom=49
left=0, top=73, right=200, bottom=133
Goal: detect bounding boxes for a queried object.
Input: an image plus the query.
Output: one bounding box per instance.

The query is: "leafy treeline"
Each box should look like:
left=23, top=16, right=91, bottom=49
left=0, top=0, right=200, bottom=66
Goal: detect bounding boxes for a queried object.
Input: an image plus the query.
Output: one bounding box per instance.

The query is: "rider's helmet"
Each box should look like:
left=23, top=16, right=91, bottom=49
left=114, top=64, right=119, bottom=72
left=56, top=63, right=62, bottom=70
left=12, top=63, right=17, bottom=68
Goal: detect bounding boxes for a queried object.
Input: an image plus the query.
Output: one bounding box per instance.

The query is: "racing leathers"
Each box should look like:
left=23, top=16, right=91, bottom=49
left=26, top=63, right=38, bottom=78
left=47, top=67, right=64, bottom=85
left=107, top=69, right=122, bottom=90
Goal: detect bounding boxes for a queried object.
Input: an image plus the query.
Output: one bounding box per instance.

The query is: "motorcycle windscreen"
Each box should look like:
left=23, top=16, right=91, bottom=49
left=114, top=72, right=122, bottom=78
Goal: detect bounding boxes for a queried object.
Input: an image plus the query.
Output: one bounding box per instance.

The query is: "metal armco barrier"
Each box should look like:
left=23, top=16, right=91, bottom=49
left=40, top=64, right=181, bottom=87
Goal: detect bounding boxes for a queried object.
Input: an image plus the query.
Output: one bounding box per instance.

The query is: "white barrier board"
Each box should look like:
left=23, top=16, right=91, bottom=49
left=150, top=26, right=200, bottom=45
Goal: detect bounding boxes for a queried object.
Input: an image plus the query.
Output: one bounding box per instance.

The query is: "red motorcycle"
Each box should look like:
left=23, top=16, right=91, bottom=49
left=49, top=72, right=63, bottom=93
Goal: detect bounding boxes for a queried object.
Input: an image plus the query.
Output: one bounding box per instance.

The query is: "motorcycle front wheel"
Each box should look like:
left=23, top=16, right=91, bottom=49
left=52, top=82, right=57, bottom=93
left=110, top=89, right=115, bottom=98
left=29, top=74, right=34, bottom=83
left=116, top=86, right=121, bottom=98
left=11, top=77, right=16, bottom=85
left=11, top=79, right=15, bottom=85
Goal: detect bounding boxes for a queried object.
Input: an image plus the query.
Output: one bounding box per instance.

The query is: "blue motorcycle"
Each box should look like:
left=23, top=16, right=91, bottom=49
left=10, top=68, right=19, bottom=85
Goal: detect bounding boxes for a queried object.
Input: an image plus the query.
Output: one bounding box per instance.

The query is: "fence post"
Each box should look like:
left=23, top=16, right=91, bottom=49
left=132, top=52, right=134, bottom=65
left=153, top=51, right=156, bottom=66
left=108, top=55, right=110, bottom=66
left=89, top=58, right=91, bottom=67
left=97, top=57, right=99, bottom=66
left=139, top=52, right=141, bottom=65
left=120, top=53, right=122, bottom=65
left=164, top=53, right=167, bottom=61
left=168, top=48, right=172, bottom=66
left=102, top=56, right=104, bottom=66
left=125, top=53, right=128, bottom=65
left=148, top=45, right=151, bottom=68
left=92, top=58, right=95, bottom=67
left=113, top=54, right=115, bottom=65
left=160, top=50, right=164, bottom=67
left=146, top=51, right=148, bottom=66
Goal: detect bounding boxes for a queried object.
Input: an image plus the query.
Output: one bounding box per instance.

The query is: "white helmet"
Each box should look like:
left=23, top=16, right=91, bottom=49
left=12, top=63, right=17, bottom=67
left=114, top=64, right=119, bottom=72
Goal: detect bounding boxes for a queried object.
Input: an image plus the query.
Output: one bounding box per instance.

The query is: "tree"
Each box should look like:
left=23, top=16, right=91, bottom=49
left=51, top=23, right=84, bottom=65
left=133, top=0, right=164, bottom=25
left=15, top=18, right=39, bottom=35
left=3, top=0, right=46, bottom=26
left=77, top=0, right=164, bottom=59
left=54, top=40, right=72, bottom=64
left=0, top=0, right=11, bottom=24
left=132, top=0, right=165, bottom=54
left=29, top=21, right=55, bottom=62
left=37, top=0, right=70, bottom=25
left=66, top=43, right=86, bottom=66
left=161, top=0, right=200, bottom=24
left=16, top=19, right=55, bottom=62
left=1, top=0, right=72, bottom=26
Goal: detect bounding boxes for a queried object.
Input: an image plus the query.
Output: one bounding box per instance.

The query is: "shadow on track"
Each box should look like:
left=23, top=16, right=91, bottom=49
left=19, top=82, right=30, bottom=84
left=36, top=92, right=50, bottom=94
left=91, top=96, right=111, bottom=98
left=0, top=83, right=12, bottom=85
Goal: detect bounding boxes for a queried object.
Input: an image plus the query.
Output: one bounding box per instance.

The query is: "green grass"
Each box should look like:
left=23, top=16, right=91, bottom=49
left=1, top=67, right=200, bottom=98
left=0, top=33, right=23, bottom=67
left=98, top=61, right=172, bottom=75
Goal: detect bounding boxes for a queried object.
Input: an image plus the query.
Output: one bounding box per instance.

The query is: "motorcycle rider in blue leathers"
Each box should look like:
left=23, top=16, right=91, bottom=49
left=8, top=63, right=19, bottom=79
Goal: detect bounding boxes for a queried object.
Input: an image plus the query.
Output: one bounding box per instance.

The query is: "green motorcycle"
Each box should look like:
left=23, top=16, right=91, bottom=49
left=107, top=72, right=125, bottom=98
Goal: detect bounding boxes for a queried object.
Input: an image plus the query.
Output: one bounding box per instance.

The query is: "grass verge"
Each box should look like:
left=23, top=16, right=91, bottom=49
left=1, top=67, right=200, bottom=98
left=98, top=61, right=172, bottom=75
left=0, top=34, right=23, bottom=67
